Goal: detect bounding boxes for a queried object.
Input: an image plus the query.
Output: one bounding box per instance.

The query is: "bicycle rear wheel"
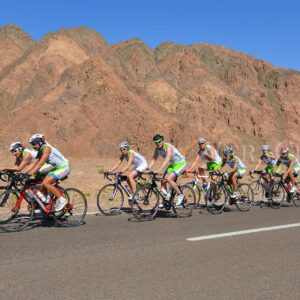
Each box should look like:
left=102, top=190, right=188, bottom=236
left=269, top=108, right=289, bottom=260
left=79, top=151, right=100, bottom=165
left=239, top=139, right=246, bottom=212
left=172, top=184, right=195, bottom=217
left=0, top=190, right=34, bottom=232
left=130, top=185, right=159, bottom=221
left=54, top=188, right=87, bottom=227
left=235, top=183, right=253, bottom=212
left=205, top=185, right=227, bottom=214
left=270, top=182, right=285, bottom=208
left=97, top=184, right=124, bottom=215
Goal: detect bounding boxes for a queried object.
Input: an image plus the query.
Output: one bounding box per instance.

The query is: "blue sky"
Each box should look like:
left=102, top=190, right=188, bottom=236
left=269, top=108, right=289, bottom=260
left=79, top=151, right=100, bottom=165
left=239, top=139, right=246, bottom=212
left=1, top=0, right=299, bottom=71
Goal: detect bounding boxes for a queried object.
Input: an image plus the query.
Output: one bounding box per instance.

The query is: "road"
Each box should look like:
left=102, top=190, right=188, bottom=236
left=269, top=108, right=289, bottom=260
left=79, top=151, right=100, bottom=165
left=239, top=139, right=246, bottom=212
left=1, top=205, right=300, bottom=299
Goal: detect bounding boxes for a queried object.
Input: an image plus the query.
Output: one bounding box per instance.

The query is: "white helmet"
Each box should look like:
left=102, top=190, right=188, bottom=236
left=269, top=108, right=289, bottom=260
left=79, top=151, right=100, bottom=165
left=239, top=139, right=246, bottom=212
left=119, top=141, right=130, bottom=149
left=262, top=145, right=270, bottom=151
left=10, top=142, right=23, bottom=152
left=29, top=133, right=44, bottom=145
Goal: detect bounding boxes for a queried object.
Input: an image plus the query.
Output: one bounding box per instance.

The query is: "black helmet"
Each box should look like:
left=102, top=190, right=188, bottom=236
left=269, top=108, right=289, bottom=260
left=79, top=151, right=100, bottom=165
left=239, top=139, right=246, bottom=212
left=153, top=134, right=164, bottom=143
left=29, top=134, right=45, bottom=146
left=10, top=142, right=23, bottom=152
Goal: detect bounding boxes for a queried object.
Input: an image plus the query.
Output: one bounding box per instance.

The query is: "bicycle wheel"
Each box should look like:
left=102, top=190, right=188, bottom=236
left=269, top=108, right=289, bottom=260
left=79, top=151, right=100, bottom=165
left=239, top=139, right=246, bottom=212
left=270, top=182, right=285, bottom=208
left=130, top=185, right=159, bottom=221
left=205, top=184, right=227, bottom=214
left=96, top=184, right=124, bottom=215
left=0, top=190, right=34, bottom=232
left=249, top=181, right=264, bottom=205
left=172, top=184, right=195, bottom=217
left=54, top=188, right=87, bottom=227
left=291, top=182, right=300, bottom=207
left=235, top=183, right=252, bottom=212
left=187, top=181, right=202, bottom=208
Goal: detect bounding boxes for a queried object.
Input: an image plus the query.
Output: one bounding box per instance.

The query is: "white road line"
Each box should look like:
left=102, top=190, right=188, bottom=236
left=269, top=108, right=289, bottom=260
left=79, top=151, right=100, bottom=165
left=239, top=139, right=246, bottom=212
left=186, top=223, right=300, bottom=241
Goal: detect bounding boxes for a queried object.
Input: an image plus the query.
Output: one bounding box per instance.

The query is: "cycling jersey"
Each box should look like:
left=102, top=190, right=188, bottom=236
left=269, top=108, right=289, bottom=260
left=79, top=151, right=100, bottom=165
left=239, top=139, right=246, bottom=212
left=260, top=154, right=277, bottom=167
left=157, top=143, right=185, bottom=165
left=199, top=145, right=222, bottom=164
left=22, top=148, right=37, bottom=162
left=277, top=154, right=300, bottom=168
left=37, top=144, right=68, bottom=168
left=226, top=155, right=246, bottom=170
left=123, top=149, right=148, bottom=172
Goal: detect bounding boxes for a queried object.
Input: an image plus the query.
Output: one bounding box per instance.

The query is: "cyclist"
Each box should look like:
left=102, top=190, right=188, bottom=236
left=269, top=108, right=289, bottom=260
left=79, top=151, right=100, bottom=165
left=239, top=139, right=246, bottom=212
left=2, top=142, right=37, bottom=172
left=274, top=146, right=300, bottom=194
left=252, top=145, right=277, bottom=196
left=107, top=141, right=148, bottom=201
left=220, top=146, right=247, bottom=201
left=26, top=134, right=70, bottom=211
left=186, top=137, right=222, bottom=191
left=148, top=134, right=186, bottom=206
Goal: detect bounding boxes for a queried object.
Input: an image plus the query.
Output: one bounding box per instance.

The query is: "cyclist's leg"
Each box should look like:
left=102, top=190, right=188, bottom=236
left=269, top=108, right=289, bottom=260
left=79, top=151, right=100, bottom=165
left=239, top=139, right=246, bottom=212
left=128, top=169, right=139, bottom=193
left=164, top=161, right=186, bottom=194
left=198, top=163, right=208, bottom=184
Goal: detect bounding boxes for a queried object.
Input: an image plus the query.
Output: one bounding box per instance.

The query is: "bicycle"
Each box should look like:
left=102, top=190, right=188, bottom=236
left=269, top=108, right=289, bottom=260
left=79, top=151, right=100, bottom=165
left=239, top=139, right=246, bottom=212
left=249, top=170, right=281, bottom=208
left=205, top=171, right=253, bottom=214
left=271, top=173, right=300, bottom=207
left=0, top=171, right=87, bottom=232
left=130, top=171, right=196, bottom=221
left=96, top=172, right=146, bottom=216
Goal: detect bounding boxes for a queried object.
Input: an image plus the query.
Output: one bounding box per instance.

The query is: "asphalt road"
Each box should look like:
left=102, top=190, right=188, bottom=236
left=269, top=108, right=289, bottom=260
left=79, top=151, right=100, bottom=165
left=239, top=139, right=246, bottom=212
left=1, top=205, right=300, bottom=299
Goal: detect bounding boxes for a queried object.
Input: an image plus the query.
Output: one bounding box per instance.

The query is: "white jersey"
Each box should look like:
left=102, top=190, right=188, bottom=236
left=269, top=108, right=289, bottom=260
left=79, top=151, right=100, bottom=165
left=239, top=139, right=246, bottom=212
left=226, top=155, right=246, bottom=169
left=23, top=148, right=37, bottom=162
left=38, top=144, right=68, bottom=168
left=124, top=149, right=148, bottom=169
left=157, top=143, right=185, bottom=165
left=199, top=145, right=222, bottom=164
left=260, top=154, right=277, bottom=167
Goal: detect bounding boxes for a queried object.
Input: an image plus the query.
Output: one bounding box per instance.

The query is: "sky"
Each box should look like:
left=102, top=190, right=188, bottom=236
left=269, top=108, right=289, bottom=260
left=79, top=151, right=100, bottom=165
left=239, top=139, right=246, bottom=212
left=1, top=0, right=299, bottom=71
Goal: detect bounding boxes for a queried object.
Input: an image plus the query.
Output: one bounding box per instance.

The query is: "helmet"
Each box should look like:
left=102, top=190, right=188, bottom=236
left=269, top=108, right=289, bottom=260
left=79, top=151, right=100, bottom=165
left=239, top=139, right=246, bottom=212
left=262, top=145, right=270, bottom=151
left=197, top=137, right=207, bottom=144
left=10, top=142, right=23, bottom=152
left=29, top=133, right=44, bottom=145
left=119, top=141, right=129, bottom=149
left=153, top=134, right=164, bottom=143
left=279, top=146, right=289, bottom=155
left=223, top=146, right=234, bottom=156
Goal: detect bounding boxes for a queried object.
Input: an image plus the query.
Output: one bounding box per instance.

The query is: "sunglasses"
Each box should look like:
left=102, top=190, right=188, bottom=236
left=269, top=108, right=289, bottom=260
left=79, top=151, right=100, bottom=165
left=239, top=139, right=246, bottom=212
left=11, top=149, right=19, bottom=153
left=120, top=148, right=128, bottom=151
left=155, top=141, right=163, bottom=144
left=198, top=142, right=205, bottom=145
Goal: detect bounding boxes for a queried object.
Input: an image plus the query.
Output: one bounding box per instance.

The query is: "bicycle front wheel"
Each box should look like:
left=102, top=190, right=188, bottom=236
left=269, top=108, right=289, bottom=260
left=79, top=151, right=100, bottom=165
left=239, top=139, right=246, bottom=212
left=235, top=183, right=253, bottom=212
left=270, top=182, right=285, bottom=208
left=97, top=184, right=124, bottom=216
left=0, top=190, right=34, bottom=232
left=205, top=185, right=227, bottom=214
left=172, top=184, right=195, bottom=217
left=130, top=185, right=159, bottom=221
left=249, top=181, right=264, bottom=205
left=54, top=188, right=87, bottom=227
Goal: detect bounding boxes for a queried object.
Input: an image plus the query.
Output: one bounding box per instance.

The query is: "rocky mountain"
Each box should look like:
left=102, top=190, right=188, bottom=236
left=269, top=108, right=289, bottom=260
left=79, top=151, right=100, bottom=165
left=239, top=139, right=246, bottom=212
left=0, top=24, right=299, bottom=159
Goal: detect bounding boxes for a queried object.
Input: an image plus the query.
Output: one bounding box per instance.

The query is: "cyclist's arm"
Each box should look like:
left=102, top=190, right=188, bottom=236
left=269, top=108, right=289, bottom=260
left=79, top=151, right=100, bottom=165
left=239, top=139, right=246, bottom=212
left=285, top=158, right=295, bottom=177
left=148, top=150, right=159, bottom=170
left=187, top=154, right=200, bottom=171
left=204, top=147, right=215, bottom=162
left=273, top=160, right=281, bottom=173
left=108, top=156, right=123, bottom=173
left=268, top=152, right=276, bottom=160
left=220, top=158, right=227, bottom=169
left=156, top=147, right=172, bottom=173
left=29, top=146, right=51, bottom=176
left=253, top=159, right=262, bottom=172
left=121, top=153, right=134, bottom=173
left=229, top=160, right=238, bottom=174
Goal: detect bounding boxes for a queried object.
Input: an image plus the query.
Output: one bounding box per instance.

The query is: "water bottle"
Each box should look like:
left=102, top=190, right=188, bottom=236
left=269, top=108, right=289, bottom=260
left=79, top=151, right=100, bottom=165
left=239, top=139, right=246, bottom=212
left=284, top=183, right=290, bottom=192
left=36, top=190, right=47, bottom=203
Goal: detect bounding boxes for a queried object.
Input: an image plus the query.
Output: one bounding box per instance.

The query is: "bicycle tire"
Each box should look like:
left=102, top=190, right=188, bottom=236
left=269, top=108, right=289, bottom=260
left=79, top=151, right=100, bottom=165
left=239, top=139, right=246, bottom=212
left=249, top=181, right=264, bottom=205
left=130, top=184, right=159, bottom=221
left=54, top=188, right=87, bottom=227
left=205, top=184, right=227, bottom=214
left=186, top=181, right=202, bottom=208
left=235, top=183, right=252, bottom=212
left=96, top=184, right=124, bottom=216
left=0, top=190, right=34, bottom=232
left=269, top=182, right=285, bottom=208
left=172, top=184, right=195, bottom=217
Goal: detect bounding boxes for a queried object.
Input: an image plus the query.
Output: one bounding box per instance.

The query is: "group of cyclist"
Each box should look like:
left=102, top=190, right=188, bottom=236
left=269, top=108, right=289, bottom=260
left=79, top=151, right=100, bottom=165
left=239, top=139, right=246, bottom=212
left=2, top=133, right=300, bottom=209
left=107, top=134, right=300, bottom=206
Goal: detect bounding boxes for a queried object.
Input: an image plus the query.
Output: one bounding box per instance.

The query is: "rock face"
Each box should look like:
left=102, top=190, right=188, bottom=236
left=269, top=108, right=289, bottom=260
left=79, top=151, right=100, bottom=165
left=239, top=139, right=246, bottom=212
left=0, top=24, right=299, bottom=158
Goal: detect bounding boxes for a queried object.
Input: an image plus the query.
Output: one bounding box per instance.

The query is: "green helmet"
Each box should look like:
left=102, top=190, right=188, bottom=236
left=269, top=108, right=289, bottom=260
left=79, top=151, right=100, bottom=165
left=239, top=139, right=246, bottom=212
left=153, top=134, right=164, bottom=143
